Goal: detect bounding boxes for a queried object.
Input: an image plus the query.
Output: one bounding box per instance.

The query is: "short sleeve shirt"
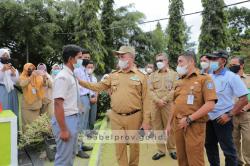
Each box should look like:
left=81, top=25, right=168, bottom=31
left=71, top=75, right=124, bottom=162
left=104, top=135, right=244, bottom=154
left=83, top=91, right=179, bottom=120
left=53, top=66, right=79, bottom=116
left=208, top=68, right=249, bottom=120
left=172, top=69, right=217, bottom=122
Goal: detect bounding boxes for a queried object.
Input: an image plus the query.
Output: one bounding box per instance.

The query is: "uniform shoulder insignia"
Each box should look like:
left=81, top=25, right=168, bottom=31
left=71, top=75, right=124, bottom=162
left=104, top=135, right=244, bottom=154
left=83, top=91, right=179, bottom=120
left=137, top=69, right=147, bottom=75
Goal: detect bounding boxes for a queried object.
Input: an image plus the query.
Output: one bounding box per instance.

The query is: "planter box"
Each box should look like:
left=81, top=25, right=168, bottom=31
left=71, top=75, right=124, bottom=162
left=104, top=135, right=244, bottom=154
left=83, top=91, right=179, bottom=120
left=0, top=110, right=17, bottom=166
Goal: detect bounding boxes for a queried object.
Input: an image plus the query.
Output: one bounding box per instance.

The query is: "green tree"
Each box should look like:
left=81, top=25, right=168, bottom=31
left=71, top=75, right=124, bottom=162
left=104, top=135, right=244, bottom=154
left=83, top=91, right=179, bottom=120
left=75, top=0, right=106, bottom=74
left=151, top=22, right=167, bottom=54
left=101, top=0, right=115, bottom=73
left=167, top=0, right=185, bottom=68
left=199, top=0, right=228, bottom=54
left=227, top=7, right=250, bottom=73
left=0, top=0, right=61, bottom=69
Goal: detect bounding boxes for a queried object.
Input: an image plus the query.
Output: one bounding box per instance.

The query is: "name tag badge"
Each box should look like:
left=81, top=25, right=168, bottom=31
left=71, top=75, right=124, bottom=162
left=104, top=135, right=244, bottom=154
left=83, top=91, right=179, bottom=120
left=187, top=95, right=194, bottom=105
left=32, top=88, right=37, bottom=94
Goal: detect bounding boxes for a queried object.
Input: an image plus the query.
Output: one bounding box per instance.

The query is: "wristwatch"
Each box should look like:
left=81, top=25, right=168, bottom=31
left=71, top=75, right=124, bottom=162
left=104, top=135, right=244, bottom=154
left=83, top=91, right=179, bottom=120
left=186, top=116, right=193, bottom=125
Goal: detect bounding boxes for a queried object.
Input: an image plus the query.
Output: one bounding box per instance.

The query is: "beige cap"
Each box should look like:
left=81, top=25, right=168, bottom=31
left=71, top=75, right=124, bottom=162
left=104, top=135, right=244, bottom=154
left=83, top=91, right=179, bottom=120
left=113, top=46, right=135, bottom=56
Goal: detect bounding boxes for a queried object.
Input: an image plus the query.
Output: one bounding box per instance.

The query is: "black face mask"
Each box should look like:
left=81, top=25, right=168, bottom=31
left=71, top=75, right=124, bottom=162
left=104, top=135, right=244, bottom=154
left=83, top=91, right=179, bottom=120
left=0, top=58, right=10, bottom=64
left=229, top=65, right=241, bottom=74
left=82, top=59, right=90, bottom=66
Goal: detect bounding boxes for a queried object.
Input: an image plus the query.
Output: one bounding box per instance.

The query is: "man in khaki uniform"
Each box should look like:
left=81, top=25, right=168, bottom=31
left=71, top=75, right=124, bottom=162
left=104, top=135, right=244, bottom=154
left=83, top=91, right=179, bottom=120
left=149, top=53, right=177, bottom=160
left=78, top=46, right=151, bottom=166
left=229, top=56, right=250, bottom=166
left=166, top=51, right=217, bottom=166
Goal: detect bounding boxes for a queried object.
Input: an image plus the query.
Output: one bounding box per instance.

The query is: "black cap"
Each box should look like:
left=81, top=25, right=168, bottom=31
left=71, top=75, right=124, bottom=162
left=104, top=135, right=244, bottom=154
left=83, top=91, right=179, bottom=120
left=207, top=50, right=229, bottom=59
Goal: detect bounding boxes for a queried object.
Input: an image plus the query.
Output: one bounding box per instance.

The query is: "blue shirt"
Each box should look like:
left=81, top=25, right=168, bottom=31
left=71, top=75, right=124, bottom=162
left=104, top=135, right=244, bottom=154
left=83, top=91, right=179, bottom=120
left=74, top=66, right=91, bottom=96
left=208, top=68, right=249, bottom=120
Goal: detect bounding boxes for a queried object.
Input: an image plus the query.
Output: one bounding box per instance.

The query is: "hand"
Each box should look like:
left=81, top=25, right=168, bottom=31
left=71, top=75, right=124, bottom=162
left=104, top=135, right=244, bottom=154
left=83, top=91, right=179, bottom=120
left=90, top=97, right=97, bottom=104
left=165, top=124, right=172, bottom=136
left=60, top=129, right=71, bottom=141
left=217, top=114, right=231, bottom=125
left=178, top=117, right=188, bottom=130
left=141, top=123, right=151, bottom=134
left=2, top=64, right=11, bottom=72
left=10, top=66, right=16, bottom=76
left=156, top=99, right=167, bottom=108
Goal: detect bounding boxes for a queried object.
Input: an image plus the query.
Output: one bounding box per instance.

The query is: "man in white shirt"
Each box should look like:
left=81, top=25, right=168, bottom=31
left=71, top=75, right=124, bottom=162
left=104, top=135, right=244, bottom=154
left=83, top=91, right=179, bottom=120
left=74, top=49, right=93, bottom=158
left=52, top=44, right=83, bottom=166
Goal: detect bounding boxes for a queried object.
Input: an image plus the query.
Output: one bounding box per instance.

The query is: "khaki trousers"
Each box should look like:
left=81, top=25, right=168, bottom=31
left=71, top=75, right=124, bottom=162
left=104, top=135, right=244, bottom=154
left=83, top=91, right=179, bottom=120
left=174, top=119, right=206, bottom=166
left=233, top=112, right=250, bottom=166
left=151, top=105, right=175, bottom=153
left=108, top=110, right=142, bottom=166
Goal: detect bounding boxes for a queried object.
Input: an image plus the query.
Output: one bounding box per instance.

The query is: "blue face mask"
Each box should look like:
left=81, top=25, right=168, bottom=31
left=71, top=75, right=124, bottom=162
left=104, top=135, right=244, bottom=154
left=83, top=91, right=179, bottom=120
left=209, top=61, right=220, bottom=71
left=73, top=59, right=83, bottom=69
left=52, top=69, right=60, bottom=76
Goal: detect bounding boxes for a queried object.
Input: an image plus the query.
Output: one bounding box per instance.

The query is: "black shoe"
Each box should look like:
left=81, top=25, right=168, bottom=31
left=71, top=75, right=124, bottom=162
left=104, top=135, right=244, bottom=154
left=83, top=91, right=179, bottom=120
left=152, top=152, right=165, bottom=160
left=169, top=152, right=177, bottom=160
left=81, top=145, right=93, bottom=151
left=77, top=151, right=89, bottom=159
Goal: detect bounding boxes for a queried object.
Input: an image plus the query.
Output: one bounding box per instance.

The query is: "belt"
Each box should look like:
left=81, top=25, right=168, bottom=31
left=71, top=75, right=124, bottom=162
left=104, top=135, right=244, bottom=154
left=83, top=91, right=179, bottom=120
left=117, top=109, right=141, bottom=116
left=82, top=94, right=90, bottom=97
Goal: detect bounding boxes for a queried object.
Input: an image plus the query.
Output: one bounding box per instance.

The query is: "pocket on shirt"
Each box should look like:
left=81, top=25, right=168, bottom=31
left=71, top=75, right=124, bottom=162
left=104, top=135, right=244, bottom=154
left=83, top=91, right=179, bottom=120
left=152, top=79, right=161, bottom=89
left=216, top=82, right=228, bottom=93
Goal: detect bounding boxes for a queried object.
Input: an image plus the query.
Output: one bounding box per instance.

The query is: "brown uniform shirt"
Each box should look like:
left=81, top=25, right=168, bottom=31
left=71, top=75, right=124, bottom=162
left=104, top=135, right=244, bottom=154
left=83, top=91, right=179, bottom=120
left=79, top=67, right=151, bottom=124
left=149, top=69, right=177, bottom=103
left=172, top=69, right=217, bottom=122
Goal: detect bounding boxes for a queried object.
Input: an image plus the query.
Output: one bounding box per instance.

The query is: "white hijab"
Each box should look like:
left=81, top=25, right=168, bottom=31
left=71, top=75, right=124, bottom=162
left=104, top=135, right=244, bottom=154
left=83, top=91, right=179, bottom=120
left=0, top=48, right=14, bottom=92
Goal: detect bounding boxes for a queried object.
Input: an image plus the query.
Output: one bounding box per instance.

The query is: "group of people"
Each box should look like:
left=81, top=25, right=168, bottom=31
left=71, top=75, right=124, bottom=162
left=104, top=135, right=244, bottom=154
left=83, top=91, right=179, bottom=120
left=1, top=44, right=250, bottom=166
left=0, top=47, right=99, bottom=160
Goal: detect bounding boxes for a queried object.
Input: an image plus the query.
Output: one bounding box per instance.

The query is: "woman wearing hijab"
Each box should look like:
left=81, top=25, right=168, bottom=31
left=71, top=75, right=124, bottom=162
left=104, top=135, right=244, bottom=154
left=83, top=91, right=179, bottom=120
left=0, top=48, right=19, bottom=117
left=19, top=63, right=45, bottom=131
left=51, top=64, right=61, bottom=79
left=37, top=63, right=53, bottom=115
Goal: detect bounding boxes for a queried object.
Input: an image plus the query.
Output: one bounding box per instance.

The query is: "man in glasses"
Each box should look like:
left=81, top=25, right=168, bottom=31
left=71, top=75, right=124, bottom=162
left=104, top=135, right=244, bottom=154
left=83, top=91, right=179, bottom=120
left=149, top=53, right=177, bottom=160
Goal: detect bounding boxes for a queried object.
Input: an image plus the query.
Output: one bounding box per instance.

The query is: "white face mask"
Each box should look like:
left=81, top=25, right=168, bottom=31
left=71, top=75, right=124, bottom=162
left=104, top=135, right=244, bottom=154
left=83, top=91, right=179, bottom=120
left=176, top=65, right=188, bottom=76
left=146, top=68, right=153, bottom=74
left=73, top=59, right=83, bottom=69
left=156, top=62, right=165, bottom=70
left=118, top=59, right=128, bottom=69
left=87, top=68, right=93, bottom=74
left=200, top=62, right=209, bottom=70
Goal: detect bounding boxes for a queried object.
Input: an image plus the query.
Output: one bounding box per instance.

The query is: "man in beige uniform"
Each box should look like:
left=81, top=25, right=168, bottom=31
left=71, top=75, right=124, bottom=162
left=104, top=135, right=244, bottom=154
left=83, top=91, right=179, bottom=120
left=229, top=56, right=250, bottom=166
left=78, top=46, right=151, bottom=166
left=149, top=53, right=177, bottom=160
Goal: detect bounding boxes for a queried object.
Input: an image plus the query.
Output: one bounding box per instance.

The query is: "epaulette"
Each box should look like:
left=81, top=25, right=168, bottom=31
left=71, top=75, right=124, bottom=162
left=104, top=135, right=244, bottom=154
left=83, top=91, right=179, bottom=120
left=137, top=68, right=147, bottom=75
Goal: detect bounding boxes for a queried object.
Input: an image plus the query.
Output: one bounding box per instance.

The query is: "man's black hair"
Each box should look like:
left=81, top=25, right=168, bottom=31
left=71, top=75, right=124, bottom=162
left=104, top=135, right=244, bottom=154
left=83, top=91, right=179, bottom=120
left=179, top=51, right=197, bottom=64
left=62, top=44, right=82, bottom=63
left=231, top=56, right=245, bottom=65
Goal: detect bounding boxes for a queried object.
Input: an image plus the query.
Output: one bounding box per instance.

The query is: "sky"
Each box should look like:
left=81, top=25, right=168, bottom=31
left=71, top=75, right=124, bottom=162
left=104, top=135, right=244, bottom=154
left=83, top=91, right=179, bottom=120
left=114, top=0, right=250, bottom=49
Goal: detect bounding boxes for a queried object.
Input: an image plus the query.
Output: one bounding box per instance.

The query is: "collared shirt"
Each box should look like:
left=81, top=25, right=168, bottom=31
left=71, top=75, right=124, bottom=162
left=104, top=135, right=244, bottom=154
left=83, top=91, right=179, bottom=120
left=53, top=65, right=79, bottom=116
left=208, top=68, right=249, bottom=120
left=172, top=69, right=217, bottom=122
left=149, top=69, right=178, bottom=103
left=74, top=66, right=90, bottom=96
left=241, top=73, right=250, bottom=109
left=78, top=67, right=151, bottom=125
left=88, top=74, right=97, bottom=96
